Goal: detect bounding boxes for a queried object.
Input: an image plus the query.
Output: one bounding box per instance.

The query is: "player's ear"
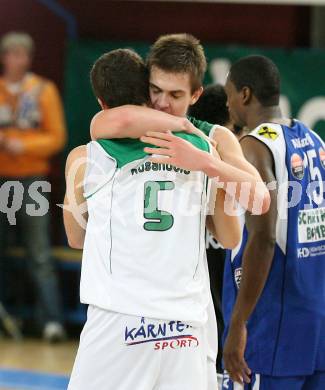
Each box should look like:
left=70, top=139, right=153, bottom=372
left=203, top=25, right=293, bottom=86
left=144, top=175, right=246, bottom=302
left=190, top=86, right=203, bottom=106
left=97, top=98, right=109, bottom=110
left=242, top=86, right=252, bottom=105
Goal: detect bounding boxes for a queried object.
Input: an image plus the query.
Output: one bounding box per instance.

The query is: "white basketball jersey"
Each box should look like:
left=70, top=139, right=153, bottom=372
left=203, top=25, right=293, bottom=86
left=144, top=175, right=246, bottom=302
left=80, top=135, right=211, bottom=326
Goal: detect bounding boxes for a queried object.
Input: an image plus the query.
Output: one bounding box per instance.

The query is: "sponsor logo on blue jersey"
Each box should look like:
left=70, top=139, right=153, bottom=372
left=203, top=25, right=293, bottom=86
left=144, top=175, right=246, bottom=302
left=319, top=147, right=325, bottom=169
left=234, top=267, right=242, bottom=289
left=291, top=133, right=314, bottom=149
left=290, top=153, right=305, bottom=180
left=258, top=126, right=278, bottom=140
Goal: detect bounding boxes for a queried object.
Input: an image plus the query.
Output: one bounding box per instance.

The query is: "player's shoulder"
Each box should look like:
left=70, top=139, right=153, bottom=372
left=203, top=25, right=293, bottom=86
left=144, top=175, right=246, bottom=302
left=69, top=145, right=87, bottom=156
left=241, top=123, right=285, bottom=164
left=249, top=123, right=283, bottom=142
left=65, top=146, right=87, bottom=182
left=212, top=124, right=236, bottom=140
left=211, top=125, right=242, bottom=156
left=66, top=145, right=87, bottom=167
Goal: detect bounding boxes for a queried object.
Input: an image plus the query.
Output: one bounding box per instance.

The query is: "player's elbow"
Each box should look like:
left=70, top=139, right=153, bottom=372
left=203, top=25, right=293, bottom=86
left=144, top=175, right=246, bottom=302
left=220, top=238, right=238, bottom=250
left=67, top=234, right=84, bottom=250
left=220, top=231, right=241, bottom=250
left=64, top=220, right=85, bottom=250
left=217, top=223, right=241, bottom=249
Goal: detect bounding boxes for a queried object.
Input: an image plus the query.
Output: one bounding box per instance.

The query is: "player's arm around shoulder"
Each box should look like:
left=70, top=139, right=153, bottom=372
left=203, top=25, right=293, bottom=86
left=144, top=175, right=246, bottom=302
left=90, top=105, right=195, bottom=140
left=90, top=106, right=133, bottom=140
left=63, top=145, right=88, bottom=249
left=212, top=125, right=270, bottom=214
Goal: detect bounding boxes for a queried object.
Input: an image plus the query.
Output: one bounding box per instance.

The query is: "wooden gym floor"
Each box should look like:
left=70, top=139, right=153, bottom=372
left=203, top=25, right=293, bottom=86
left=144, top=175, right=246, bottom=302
left=0, top=339, right=78, bottom=389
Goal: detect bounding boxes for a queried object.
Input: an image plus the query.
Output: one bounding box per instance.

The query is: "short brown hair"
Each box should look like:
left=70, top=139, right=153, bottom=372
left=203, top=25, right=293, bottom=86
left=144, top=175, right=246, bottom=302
left=90, top=49, right=149, bottom=108
left=147, top=33, right=207, bottom=92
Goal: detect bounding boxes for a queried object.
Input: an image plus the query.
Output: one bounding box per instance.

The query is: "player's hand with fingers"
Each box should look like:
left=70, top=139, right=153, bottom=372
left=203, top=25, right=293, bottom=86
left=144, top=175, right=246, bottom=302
left=223, top=319, right=251, bottom=386
left=141, top=131, right=213, bottom=172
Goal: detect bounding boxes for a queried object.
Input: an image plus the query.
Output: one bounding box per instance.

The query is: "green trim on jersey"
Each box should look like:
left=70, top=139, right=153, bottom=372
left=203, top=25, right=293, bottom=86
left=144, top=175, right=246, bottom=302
left=188, top=116, right=215, bottom=136
left=97, top=132, right=210, bottom=168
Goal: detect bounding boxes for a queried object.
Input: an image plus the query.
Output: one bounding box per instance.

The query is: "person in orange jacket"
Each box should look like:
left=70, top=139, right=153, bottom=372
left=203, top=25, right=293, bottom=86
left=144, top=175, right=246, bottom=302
left=0, top=32, right=66, bottom=342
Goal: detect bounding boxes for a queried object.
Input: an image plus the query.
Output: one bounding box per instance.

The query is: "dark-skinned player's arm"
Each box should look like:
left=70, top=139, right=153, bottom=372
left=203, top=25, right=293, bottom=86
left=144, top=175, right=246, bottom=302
left=141, top=131, right=271, bottom=215
left=223, top=136, right=277, bottom=385
left=63, top=145, right=88, bottom=249
left=90, top=105, right=202, bottom=140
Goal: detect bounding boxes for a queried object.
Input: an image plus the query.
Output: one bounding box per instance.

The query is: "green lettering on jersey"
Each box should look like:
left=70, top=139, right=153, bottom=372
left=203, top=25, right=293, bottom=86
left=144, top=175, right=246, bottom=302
left=144, top=181, right=175, bottom=232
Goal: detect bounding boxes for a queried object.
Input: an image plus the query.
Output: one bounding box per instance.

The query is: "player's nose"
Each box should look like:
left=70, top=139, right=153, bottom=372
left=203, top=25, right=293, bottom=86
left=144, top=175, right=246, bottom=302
left=156, top=94, right=170, bottom=110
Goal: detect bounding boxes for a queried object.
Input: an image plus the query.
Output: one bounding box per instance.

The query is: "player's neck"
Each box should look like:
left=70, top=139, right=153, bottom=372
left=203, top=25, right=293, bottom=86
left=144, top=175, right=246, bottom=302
left=247, top=105, right=284, bottom=130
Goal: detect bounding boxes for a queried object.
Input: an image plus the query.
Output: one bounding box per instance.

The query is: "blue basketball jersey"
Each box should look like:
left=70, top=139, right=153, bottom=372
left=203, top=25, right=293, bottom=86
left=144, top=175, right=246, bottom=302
left=223, top=120, right=325, bottom=376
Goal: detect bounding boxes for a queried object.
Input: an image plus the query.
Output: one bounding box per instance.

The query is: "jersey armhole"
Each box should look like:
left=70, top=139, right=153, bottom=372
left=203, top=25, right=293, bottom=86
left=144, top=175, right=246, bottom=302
left=83, top=143, right=92, bottom=197
left=83, top=142, right=117, bottom=199
left=208, top=125, right=218, bottom=140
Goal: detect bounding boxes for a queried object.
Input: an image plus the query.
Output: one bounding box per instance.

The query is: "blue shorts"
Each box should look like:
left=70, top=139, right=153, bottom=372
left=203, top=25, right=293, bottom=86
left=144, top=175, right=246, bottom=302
left=222, top=370, right=325, bottom=390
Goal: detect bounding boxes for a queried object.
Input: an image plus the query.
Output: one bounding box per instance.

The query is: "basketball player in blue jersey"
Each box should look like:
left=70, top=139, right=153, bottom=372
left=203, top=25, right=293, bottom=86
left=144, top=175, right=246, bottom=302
left=218, top=55, right=325, bottom=390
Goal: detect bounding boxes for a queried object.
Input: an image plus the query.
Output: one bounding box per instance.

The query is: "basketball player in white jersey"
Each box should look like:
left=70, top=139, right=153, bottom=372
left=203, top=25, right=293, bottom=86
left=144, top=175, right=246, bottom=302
left=90, top=35, right=270, bottom=390
left=64, top=48, right=246, bottom=390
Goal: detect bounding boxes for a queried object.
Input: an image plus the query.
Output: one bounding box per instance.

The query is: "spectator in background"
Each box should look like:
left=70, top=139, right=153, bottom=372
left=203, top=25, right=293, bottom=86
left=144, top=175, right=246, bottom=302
left=0, top=32, right=66, bottom=342
left=188, top=84, right=243, bottom=374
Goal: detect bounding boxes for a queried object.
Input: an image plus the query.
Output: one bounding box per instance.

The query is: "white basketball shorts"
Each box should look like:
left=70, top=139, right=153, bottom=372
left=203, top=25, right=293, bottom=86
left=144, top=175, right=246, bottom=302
left=68, top=305, right=208, bottom=390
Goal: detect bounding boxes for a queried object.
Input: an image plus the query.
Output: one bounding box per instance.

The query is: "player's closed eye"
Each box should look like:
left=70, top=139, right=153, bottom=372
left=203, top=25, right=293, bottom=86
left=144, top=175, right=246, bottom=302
left=150, top=86, right=161, bottom=95
left=171, top=93, right=183, bottom=99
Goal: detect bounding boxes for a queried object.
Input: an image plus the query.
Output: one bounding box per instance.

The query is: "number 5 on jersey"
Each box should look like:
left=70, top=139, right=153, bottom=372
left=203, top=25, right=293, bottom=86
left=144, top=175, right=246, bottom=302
left=144, top=181, right=175, bottom=231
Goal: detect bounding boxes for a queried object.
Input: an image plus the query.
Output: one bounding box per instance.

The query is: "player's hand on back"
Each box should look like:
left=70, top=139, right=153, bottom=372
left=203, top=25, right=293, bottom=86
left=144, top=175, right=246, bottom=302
left=141, top=131, right=214, bottom=172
